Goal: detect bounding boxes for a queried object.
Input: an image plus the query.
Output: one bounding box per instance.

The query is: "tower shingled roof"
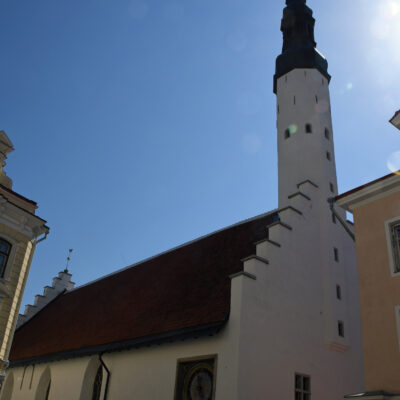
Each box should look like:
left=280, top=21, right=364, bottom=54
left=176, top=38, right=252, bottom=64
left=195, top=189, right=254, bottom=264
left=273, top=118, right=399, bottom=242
left=273, top=0, right=330, bottom=93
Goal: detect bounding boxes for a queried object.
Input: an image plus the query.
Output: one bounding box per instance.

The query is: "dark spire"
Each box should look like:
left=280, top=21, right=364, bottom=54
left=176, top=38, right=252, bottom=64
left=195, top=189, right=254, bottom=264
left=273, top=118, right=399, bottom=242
left=273, top=0, right=330, bottom=93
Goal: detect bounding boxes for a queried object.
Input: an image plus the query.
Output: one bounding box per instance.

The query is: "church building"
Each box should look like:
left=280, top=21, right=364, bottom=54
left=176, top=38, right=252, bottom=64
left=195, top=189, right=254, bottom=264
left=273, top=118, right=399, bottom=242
left=1, top=1, right=365, bottom=399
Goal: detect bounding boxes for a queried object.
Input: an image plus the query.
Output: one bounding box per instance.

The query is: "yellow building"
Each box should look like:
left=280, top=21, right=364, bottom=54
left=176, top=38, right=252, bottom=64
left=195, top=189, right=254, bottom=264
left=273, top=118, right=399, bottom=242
left=336, top=172, right=400, bottom=399
left=0, top=131, right=48, bottom=381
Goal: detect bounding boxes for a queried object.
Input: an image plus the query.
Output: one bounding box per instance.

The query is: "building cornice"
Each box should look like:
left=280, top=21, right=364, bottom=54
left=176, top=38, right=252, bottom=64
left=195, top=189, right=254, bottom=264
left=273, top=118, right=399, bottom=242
left=336, top=173, right=400, bottom=211
left=0, top=194, right=48, bottom=239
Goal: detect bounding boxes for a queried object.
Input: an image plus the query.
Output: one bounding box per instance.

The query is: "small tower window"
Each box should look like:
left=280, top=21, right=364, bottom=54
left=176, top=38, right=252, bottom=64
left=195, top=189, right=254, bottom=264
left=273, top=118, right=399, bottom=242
left=332, top=213, right=336, bottom=224
left=326, top=151, right=331, bottom=161
left=336, top=285, right=342, bottom=300
left=330, top=182, right=334, bottom=193
left=277, top=105, right=280, bottom=114
left=285, top=129, right=290, bottom=139
left=305, top=124, right=312, bottom=133
left=325, top=128, right=330, bottom=140
left=338, top=321, right=345, bottom=337
left=0, top=239, right=11, bottom=278
left=334, top=247, right=339, bottom=262
left=315, top=95, right=318, bottom=103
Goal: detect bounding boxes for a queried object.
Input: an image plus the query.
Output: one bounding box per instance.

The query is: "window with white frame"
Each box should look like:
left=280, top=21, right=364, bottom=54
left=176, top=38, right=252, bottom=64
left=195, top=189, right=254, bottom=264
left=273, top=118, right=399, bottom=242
left=395, top=306, right=400, bottom=352
left=295, top=374, right=311, bottom=400
left=388, top=220, right=400, bottom=274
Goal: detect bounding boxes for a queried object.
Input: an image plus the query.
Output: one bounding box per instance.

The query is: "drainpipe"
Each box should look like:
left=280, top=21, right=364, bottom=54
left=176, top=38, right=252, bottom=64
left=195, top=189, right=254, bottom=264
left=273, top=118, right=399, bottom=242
left=327, top=197, right=355, bottom=242
left=99, top=353, right=111, bottom=400
left=35, top=229, right=49, bottom=244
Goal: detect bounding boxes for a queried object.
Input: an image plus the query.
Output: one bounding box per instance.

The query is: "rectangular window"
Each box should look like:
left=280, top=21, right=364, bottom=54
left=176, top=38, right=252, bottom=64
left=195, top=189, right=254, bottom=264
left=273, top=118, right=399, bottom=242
left=338, top=321, right=345, bottom=337
left=326, top=152, right=331, bottom=161
left=330, top=182, right=334, bottom=193
left=324, top=128, right=330, bottom=139
left=295, top=374, right=311, bottom=400
left=332, top=213, right=336, bottom=224
left=305, top=124, right=312, bottom=133
left=388, top=221, right=400, bottom=274
left=395, top=306, right=400, bottom=352
left=334, top=247, right=339, bottom=262
left=336, top=285, right=342, bottom=300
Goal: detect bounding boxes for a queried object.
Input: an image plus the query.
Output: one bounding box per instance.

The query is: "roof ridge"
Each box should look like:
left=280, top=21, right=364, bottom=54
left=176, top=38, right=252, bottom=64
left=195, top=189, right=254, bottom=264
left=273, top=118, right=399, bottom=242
left=67, top=209, right=278, bottom=294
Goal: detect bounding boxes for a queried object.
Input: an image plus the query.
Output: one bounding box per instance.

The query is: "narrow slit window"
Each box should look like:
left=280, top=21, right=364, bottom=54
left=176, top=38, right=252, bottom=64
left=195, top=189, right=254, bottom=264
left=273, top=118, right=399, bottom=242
left=334, top=247, right=339, bottom=262
left=277, top=105, right=280, bottom=114
left=338, top=321, right=345, bottom=337
left=305, top=124, right=312, bottom=133
left=336, top=285, right=342, bottom=300
left=326, top=152, right=331, bottom=161
left=332, top=213, right=336, bottom=224
left=330, top=182, right=334, bottom=193
left=325, top=128, right=330, bottom=140
left=285, top=129, right=290, bottom=139
left=315, top=95, right=318, bottom=103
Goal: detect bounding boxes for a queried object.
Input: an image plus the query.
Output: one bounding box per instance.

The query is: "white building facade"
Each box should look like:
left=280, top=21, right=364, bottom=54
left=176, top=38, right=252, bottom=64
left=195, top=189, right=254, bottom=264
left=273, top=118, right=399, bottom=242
left=1, top=1, right=365, bottom=399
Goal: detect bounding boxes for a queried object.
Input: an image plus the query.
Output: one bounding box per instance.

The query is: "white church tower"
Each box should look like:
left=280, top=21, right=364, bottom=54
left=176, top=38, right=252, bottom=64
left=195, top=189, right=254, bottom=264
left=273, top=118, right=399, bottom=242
left=274, top=0, right=354, bottom=351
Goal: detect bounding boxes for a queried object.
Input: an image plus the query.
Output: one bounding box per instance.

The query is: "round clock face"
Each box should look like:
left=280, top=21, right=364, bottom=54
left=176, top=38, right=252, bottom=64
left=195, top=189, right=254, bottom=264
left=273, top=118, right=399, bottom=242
left=185, top=366, right=213, bottom=400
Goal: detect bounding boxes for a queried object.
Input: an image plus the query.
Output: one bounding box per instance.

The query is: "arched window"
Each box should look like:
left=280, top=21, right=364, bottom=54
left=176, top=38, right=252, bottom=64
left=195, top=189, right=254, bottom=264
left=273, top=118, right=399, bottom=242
left=92, top=366, right=103, bottom=400
left=45, top=381, right=51, bottom=400
left=0, top=239, right=11, bottom=278
left=305, top=124, right=312, bottom=133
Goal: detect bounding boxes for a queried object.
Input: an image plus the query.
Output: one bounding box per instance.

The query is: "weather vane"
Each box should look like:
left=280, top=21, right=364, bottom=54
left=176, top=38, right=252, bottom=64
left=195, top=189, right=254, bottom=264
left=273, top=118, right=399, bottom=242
left=64, top=249, right=73, bottom=273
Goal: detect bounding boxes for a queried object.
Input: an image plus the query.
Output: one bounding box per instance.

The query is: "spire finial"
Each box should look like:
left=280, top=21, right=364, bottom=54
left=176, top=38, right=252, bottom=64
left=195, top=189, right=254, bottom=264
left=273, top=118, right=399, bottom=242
left=64, top=249, right=73, bottom=273
left=273, top=0, right=330, bottom=93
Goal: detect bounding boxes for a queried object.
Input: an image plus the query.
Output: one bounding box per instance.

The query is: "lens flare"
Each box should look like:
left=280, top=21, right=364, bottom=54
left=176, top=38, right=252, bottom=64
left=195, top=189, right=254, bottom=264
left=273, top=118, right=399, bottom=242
left=387, top=152, right=400, bottom=175
left=288, top=124, right=298, bottom=135
left=346, top=83, right=353, bottom=90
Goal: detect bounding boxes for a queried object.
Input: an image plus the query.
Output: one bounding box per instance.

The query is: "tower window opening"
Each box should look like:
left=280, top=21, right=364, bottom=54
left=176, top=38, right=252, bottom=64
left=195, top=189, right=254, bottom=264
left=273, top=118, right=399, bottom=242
left=277, top=105, right=280, bottom=114
left=330, top=182, right=334, bottom=193
left=305, top=124, right=312, bottom=133
left=332, top=213, right=336, bottom=224
left=338, top=321, right=345, bottom=337
left=334, top=247, right=339, bottom=262
left=336, top=285, right=342, bottom=300
left=285, top=129, right=290, bottom=139
left=315, top=95, right=318, bottom=103
left=326, top=151, right=331, bottom=161
left=325, top=128, right=330, bottom=140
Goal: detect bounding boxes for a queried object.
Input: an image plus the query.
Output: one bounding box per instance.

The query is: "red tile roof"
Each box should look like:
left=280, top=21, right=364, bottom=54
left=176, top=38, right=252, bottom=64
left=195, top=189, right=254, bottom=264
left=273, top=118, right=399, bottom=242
left=10, top=211, right=276, bottom=364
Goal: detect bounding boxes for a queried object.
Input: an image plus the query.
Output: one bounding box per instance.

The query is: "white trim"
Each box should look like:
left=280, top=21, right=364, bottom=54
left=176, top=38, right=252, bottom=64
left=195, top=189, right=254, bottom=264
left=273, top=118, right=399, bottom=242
left=384, top=217, right=400, bottom=278
left=336, top=174, right=400, bottom=211
left=395, top=305, right=400, bottom=352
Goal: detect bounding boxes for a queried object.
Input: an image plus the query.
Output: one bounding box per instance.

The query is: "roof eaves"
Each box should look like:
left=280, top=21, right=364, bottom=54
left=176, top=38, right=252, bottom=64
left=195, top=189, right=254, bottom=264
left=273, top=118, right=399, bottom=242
left=9, top=317, right=229, bottom=367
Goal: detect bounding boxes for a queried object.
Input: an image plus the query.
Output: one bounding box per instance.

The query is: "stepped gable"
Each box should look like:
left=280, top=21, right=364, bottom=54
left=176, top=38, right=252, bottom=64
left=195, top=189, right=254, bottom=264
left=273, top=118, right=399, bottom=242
left=10, top=210, right=277, bottom=364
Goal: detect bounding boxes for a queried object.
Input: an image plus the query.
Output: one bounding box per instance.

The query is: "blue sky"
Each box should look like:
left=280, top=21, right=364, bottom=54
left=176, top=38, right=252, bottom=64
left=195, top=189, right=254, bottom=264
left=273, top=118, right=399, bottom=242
left=0, top=0, right=399, bottom=307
